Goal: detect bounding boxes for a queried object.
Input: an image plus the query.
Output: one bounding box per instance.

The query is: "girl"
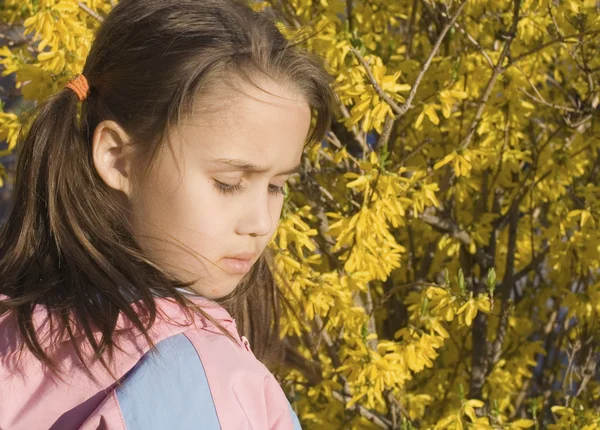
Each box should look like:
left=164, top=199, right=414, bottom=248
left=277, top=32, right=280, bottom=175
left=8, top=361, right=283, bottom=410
left=0, top=0, right=334, bottom=428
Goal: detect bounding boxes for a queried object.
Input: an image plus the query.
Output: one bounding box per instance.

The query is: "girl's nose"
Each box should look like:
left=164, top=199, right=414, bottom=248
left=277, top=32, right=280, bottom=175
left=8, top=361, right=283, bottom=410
left=235, top=193, right=273, bottom=237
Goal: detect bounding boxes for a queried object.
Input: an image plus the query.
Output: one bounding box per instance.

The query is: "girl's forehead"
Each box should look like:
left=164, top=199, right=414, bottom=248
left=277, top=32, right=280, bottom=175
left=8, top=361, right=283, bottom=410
left=197, top=78, right=307, bottom=119
left=170, top=80, right=311, bottom=167
left=187, top=79, right=308, bottom=129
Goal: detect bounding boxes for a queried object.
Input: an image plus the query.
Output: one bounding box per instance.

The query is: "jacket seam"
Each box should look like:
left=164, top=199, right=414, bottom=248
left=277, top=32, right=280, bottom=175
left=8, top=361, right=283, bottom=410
left=183, top=332, right=223, bottom=430
left=112, top=389, right=127, bottom=430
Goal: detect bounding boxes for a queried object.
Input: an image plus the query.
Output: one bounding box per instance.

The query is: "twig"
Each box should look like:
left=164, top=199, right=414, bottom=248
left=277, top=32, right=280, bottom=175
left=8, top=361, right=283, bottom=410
left=469, top=297, right=489, bottom=401
left=350, top=48, right=403, bottom=115
left=346, top=0, right=353, bottom=33
left=326, top=131, right=343, bottom=149
left=401, top=132, right=432, bottom=167
left=453, top=23, right=494, bottom=69
left=405, top=0, right=419, bottom=58
left=361, top=287, right=379, bottom=351
left=514, top=63, right=579, bottom=113
left=378, top=281, right=439, bottom=309
left=510, top=349, right=539, bottom=418
left=442, top=338, right=467, bottom=404
left=337, top=96, right=370, bottom=154
left=520, top=89, right=579, bottom=113
left=484, top=196, right=521, bottom=381
left=323, top=132, right=362, bottom=168
left=332, top=391, right=393, bottom=428
left=493, top=170, right=551, bottom=231
left=378, top=116, right=395, bottom=150
left=78, top=2, right=104, bottom=22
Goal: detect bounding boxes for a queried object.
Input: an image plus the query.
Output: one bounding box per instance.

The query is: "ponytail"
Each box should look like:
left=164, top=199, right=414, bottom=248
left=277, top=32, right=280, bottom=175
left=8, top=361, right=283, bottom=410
left=0, top=87, right=191, bottom=378
left=2, top=87, right=84, bottom=286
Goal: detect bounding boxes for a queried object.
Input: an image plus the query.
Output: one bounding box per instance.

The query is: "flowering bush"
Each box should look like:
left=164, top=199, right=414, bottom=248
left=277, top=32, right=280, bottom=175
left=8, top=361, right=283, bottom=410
left=1, top=0, right=599, bottom=427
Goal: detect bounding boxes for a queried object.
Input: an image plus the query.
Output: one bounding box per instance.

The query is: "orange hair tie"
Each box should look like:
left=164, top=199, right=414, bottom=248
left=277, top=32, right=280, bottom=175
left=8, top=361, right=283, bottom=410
left=64, top=74, right=89, bottom=102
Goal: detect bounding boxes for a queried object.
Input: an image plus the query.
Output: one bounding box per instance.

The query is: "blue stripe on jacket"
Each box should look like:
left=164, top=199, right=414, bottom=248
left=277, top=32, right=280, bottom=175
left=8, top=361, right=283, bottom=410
left=115, top=333, right=302, bottom=429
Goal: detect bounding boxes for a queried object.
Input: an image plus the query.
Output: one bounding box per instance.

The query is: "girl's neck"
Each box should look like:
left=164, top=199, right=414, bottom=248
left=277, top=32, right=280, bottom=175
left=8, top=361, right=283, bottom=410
left=174, top=287, right=220, bottom=306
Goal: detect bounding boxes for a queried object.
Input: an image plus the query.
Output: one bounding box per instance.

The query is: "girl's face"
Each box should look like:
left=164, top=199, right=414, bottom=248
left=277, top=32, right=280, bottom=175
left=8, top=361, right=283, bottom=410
left=131, top=79, right=311, bottom=298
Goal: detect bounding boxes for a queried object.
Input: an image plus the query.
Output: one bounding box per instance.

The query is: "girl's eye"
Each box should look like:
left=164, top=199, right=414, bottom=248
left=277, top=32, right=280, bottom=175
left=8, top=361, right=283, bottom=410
left=268, top=184, right=285, bottom=195
left=214, top=180, right=244, bottom=195
left=214, top=180, right=286, bottom=196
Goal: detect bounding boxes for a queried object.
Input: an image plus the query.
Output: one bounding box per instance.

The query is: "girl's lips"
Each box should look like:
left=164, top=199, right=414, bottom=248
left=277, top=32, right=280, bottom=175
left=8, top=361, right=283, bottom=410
left=221, top=257, right=254, bottom=274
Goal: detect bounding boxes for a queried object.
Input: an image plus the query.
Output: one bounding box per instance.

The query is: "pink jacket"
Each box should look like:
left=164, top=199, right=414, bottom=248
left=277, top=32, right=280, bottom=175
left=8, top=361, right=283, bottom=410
left=0, top=294, right=301, bottom=429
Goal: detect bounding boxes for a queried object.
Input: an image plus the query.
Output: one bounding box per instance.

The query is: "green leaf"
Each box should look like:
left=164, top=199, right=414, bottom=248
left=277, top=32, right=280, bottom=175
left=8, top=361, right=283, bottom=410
left=486, top=268, right=496, bottom=295
left=457, top=269, right=466, bottom=295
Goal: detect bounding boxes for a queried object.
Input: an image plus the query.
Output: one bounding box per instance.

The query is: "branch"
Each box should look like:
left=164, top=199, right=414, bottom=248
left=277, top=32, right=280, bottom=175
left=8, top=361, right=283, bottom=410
left=78, top=2, right=104, bottom=22
left=419, top=212, right=472, bottom=246
left=501, top=197, right=519, bottom=299
left=354, top=283, right=408, bottom=426
left=511, top=30, right=600, bottom=65
left=357, top=287, right=378, bottom=351
left=399, top=0, right=468, bottom=117
left=496, top=245, right=549, bottom=294
left=488, top=298, right=513, bottom=369
left=538, top=313, right=569, bottom=412
left=459, top=0, right=522, bottom=150
left=359, top=287, right=410, bottom=429
left=418, top=211, right=489, bottom=268
left=351, top=1, right=467, bottom=118
left=324, top=132, right=362, bottom=168
left=313, top=316, right=395, bottom=429
left=469, top=296, right=489, bottom=401
left=401, top=132, right=432, bottom=167
left=493, top=169, right=551, bottom=231
left=482, top=196, right=520, bottom=377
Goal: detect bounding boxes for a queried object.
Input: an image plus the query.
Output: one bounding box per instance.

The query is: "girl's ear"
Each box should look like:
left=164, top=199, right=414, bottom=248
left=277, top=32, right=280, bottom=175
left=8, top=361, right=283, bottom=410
left=92, top=120, right=134, bottom=196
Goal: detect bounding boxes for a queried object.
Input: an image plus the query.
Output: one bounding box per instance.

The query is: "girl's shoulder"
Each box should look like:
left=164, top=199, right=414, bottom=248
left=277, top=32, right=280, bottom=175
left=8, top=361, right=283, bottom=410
left=0, top=293, right=235, bottom=365
left=1, top=295, right=300, bottom=430
left=80, top=326, right=301, bottom=430
left=78, top=295, right=301, bottom=430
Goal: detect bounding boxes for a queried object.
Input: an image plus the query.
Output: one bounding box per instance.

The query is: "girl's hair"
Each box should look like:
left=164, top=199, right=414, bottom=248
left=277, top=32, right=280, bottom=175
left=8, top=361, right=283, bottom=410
left=0, top=0, right=334, bottom=377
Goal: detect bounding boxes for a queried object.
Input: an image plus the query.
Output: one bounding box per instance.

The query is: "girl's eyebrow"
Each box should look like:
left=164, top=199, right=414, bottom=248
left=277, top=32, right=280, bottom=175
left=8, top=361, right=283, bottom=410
left=211, top=158, right=302, bottom=175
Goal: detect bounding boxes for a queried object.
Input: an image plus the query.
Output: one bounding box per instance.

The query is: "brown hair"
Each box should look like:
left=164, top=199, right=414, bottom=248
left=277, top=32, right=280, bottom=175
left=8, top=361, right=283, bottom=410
left=0, top=0, right=334, bottom=377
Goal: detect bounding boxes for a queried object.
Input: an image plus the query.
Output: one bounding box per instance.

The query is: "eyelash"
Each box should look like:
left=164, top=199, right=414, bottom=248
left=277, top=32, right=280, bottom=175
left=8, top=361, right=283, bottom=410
left=213, top=180, right=285, bottom=196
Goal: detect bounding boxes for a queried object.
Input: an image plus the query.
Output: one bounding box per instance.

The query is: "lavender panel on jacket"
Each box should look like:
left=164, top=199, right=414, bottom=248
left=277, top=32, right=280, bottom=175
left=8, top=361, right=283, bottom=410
left=116, top=333, right=221, bottom=429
